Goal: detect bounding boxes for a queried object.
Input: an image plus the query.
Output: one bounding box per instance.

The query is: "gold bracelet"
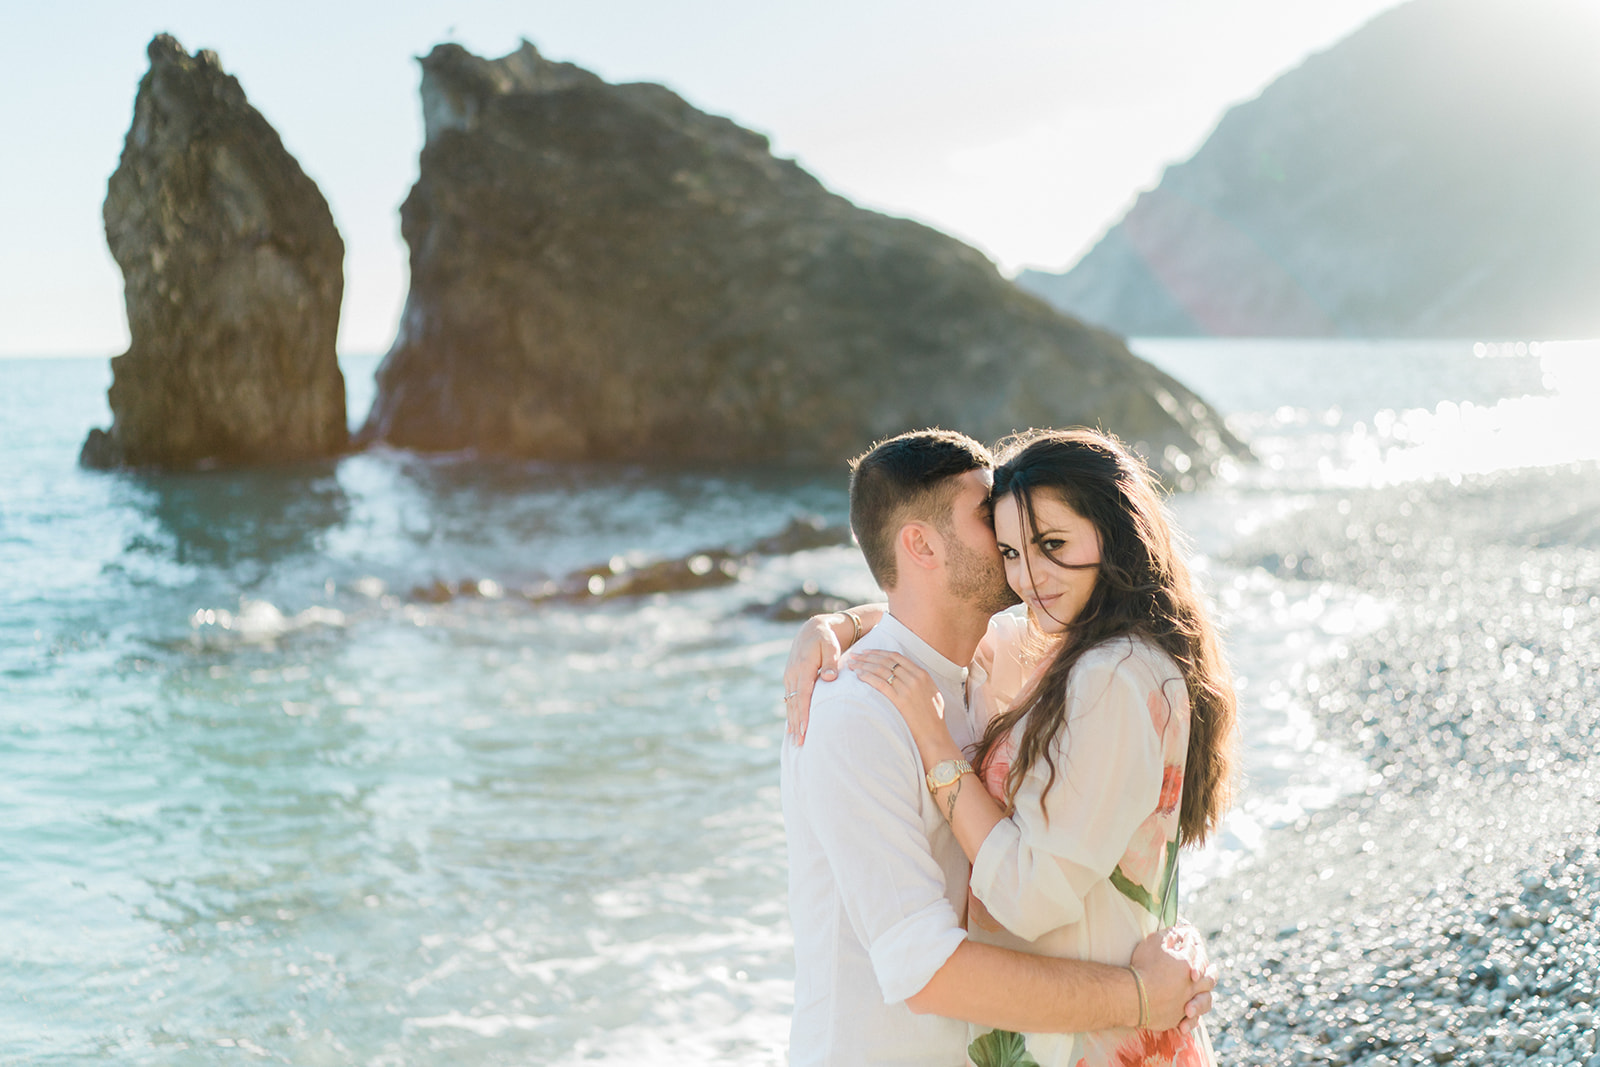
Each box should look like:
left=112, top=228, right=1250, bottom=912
left=842, top=609, right=863, bottom=646
left=1128, top=965, right=1150, bottom=1030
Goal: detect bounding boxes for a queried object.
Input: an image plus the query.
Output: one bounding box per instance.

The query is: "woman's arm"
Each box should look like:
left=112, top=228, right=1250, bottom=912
left=782, top=603, right=885, bottom=742
left=856, top=644, right=1167, bottom=942
left=850, top=649, right=1004, bottom=863
left=969, top=653, right=1166, bottom=941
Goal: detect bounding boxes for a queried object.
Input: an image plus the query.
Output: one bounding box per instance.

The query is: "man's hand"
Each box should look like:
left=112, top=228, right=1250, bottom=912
left=1131, top=921, right=1216, bottom=1033
left=783, top=615, right=845, bottom=743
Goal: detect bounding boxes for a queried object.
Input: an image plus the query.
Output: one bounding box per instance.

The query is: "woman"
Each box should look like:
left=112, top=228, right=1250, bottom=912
left=786, top=428, right=1235, bottom=1067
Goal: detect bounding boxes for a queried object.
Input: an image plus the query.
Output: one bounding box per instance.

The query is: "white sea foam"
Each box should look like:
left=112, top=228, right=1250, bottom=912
left=189, top=598, right=346, bottom=646
left=407, top=1010, right=545, bottom=1037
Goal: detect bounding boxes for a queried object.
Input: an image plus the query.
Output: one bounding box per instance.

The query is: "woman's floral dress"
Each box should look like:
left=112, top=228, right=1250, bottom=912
left=963, top=615, right=1213, bottom=1067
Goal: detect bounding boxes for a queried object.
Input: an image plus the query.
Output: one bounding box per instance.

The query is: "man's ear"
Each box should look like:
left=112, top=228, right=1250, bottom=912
left=897, top=521, right=942, bottom=574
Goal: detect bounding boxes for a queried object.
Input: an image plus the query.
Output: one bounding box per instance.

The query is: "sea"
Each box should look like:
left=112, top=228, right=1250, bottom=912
left=4, top=338, right=1598, bottom=1064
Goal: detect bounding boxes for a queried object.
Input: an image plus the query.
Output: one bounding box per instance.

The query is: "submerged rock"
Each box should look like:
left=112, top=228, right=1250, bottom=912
left=410, top=578, right=505, bottom=602
left=83, top=34, right=347, bottom=470
left=406, top=514, right=851, bottom=605
left=745, top=582, right=855, bottom=622
left=549, top=551, right=746, bottom=602
left=746, top=515, right=852, bottom=555
left=523, top=514, right=849, bottom=604
left=359, top=41, right=1241, bottom=479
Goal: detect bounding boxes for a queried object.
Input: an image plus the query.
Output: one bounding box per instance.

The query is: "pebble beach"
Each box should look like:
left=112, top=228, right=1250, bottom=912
left=1190, top=460, right=1600, bottom=1065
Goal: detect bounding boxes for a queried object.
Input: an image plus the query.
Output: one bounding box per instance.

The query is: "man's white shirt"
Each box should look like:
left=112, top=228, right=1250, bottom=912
left=781, top=613, right=984, bottom=1067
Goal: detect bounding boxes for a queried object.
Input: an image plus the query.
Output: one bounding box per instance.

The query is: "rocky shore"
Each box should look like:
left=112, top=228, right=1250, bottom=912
left=1190, top=462, right=1600, bottom=1063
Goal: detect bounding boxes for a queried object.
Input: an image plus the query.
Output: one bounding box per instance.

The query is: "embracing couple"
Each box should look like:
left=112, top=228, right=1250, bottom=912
left=779, top=427, right=1237, bottom=1066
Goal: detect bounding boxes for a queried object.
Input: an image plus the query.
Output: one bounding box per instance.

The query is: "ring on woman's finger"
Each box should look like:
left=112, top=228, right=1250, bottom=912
left=887, top=665, right=898, bottom=685
left=784, top=690, right=800, bottom=700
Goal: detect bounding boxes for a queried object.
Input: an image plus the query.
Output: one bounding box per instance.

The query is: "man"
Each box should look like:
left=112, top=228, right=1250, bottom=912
left=780, top=428, right=1212, bottom=1066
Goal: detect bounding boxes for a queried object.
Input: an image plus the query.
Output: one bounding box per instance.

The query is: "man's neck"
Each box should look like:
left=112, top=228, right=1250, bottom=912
left=884, top=591, right=990, bottom=667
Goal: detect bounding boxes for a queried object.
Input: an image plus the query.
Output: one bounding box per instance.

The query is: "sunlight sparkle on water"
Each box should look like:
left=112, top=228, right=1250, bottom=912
left=1228, top=340, right=1600, bottom=491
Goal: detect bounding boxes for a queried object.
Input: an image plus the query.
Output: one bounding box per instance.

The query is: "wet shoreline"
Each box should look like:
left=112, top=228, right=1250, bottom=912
left=1189, top=462, right=1600, bottom=1063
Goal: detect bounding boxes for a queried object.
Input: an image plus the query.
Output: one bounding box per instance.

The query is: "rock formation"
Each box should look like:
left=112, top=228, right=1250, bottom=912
left=410, top=514, right=854, bottom=605
left=1018, top=0, right=1600, bottom=338
left=83, top=34, right=347, bottom=469
left=358, top=42, right=1242, bottom=479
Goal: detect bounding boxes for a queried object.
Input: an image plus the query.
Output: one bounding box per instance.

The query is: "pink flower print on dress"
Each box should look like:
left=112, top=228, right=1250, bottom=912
left=1109, top=1026, right=1206, bottom=1067
left=1146, top=689, right=1174, bottom=736
left=982, top=736, right=1014, bottom=804
left=1156, top=764, right=1183, bottom=817
left=1120, top=815, right=1167, bottom=888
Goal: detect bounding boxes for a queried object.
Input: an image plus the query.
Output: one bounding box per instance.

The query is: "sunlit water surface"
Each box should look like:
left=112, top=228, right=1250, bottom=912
left=3, top=339, right=1596, bottom=1062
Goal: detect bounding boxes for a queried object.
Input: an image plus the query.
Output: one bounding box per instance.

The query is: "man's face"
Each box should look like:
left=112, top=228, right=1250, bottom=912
left=941, top=469, right=1020, bottom=615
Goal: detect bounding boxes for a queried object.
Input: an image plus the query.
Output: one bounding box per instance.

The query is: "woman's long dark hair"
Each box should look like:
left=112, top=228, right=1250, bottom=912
left=972, top=428, right=1237, bottom=847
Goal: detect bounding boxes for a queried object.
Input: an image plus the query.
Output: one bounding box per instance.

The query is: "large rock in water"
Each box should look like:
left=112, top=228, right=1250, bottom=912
left=82, top=34, right=347, bottom=470
left=358, top=42, right=1242, bottom=478
left=1017, top=0, right=1600, bottom=338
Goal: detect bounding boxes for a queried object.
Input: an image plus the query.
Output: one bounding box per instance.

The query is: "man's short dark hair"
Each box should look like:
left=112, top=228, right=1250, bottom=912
left=848, top=428, right=995, bottom=590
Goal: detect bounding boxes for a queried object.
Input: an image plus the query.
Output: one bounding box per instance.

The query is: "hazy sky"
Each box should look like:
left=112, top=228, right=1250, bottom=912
left=1, top=0, right=1404, bottom=356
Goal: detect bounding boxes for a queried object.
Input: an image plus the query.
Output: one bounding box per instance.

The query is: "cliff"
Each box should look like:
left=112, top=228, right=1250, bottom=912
left=1018, top=0, right=1600, bottom=338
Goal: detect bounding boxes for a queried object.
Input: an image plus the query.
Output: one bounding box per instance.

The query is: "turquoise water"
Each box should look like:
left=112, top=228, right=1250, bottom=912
left=3, top=341, right=1594, bottom=1062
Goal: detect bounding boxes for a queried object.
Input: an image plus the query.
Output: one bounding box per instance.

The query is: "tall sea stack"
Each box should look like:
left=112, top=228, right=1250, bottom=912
left=83, top=34, right=347, bottom=470
left=359, top=42, right=1242, bottom=478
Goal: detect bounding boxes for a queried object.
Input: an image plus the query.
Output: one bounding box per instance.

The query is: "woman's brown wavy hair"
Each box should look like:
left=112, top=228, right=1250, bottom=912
left=972, top=428, right=1237, bottom=847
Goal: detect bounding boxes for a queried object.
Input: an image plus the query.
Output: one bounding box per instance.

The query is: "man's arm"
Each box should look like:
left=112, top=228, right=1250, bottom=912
left=793, top=690, right=972, bottom=1003
left=796, top=686, right=1214, bottom=1034
left=905, top=928, right=1213, bottom=1034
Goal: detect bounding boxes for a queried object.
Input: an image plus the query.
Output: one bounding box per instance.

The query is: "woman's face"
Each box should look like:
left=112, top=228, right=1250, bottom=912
left=992, top=490, right=1101, bottom=634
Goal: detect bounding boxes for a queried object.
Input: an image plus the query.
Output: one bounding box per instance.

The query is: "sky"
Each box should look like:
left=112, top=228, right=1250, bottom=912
left=0, top=0, right=1405, bottom=356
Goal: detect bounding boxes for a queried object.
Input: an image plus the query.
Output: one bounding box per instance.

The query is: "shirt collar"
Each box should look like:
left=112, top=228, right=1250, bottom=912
left=876, top=612, right=970, bottom=689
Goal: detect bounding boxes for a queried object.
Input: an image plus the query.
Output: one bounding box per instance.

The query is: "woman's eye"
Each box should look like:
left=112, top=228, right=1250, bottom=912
left=999, top=548, right=1018, bottom=560
left=1042, top=539, right=1066, bottom=553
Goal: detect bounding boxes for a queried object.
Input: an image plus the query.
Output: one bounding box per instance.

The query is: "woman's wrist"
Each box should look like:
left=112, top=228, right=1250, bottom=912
left=834, top=609, right=863, bottom=649
left=828, top=603, right=883, bottom=651
left=917, top=734, right=965, bottom=772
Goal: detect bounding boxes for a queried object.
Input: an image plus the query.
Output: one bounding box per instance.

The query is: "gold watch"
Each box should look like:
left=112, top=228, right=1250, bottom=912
left=926, top=759, right=973, bottom=795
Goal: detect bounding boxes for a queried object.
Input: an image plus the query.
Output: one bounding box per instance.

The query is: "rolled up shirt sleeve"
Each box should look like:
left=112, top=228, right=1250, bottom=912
left=970, top=646, right=1164, bottom=943
left=795, top=694, right=967, bottom=1004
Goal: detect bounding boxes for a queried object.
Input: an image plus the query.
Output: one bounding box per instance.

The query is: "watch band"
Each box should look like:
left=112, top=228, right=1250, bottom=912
left=926, top=758, right=973, bottom=794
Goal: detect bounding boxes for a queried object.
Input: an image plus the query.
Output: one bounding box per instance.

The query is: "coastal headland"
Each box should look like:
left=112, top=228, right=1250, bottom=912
left=1020, top=0, right=1600, bottom=339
